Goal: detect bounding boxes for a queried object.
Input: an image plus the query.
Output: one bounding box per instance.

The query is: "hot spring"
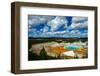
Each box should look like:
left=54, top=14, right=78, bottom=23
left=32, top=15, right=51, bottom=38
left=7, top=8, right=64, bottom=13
left=64, top=45, right=80, bottom=51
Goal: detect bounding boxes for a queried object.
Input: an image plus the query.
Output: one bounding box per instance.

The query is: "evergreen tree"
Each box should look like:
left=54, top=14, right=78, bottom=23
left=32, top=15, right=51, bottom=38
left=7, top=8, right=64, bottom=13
left=39, top=47, right=47, bottom=60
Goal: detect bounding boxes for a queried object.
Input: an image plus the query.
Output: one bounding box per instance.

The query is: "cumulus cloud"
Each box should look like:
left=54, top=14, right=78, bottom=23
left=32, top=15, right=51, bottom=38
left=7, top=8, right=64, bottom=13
left=28, top=15, right=54, bottom=27
left=29, top=29, right=87, bottom=38
left=47, top=16, right=68, bottom=31
left=70, top=17, right=88, bottom=30
left=28, top=15, right=69, bottom=37
left=28, top=15, right=88, bottom=38
left=70, top=30, right=81, bottom=35
left=71, top=21, right=88, bottom=29
left=72, top=17, right=88, bottom=23
left=43, top=26, right=49, bottom=32
left=47, top=31, right=67, bottom=35
left=29, top=30, right=68, bottom=38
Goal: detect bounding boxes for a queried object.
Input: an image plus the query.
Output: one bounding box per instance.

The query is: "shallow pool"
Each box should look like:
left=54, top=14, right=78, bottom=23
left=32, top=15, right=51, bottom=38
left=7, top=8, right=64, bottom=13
left=64, top=45, right=80, bottom=51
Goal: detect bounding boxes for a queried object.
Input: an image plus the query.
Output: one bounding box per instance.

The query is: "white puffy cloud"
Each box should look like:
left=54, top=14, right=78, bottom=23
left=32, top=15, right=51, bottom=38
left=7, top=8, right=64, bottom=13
left=60, top=30, right=87, bottom=38
left=72, top=17, right=88, bottom=23
left=47, top=31, right=67, bottom=35
left=43, top=26, right=49, bottom=32
left=70, top=30, right=81, bottom=35
left=30, top=30, right=68, bottom=38
left=70, top=17, right=88, bottom=30
left=71, top=21, right=88, bottom=29
left=28, top=15, right=54, bottom=27
left=47, top=16, right=68, bottom=31
left=28, top=16, right=68, bottom=32
left=28, top=15, right=69, bottom=37
left=29, top=29, right=87, bottom=38
left=28, top=16, right=88, bottom=38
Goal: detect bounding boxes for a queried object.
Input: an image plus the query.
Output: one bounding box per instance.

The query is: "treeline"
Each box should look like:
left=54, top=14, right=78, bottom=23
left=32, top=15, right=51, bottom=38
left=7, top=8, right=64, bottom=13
left=28, top=38, right=87, bottom=49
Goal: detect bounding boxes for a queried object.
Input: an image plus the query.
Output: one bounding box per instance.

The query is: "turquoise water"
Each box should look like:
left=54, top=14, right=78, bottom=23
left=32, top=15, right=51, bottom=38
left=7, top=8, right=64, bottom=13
left=64, top=45, right=80, bottom=51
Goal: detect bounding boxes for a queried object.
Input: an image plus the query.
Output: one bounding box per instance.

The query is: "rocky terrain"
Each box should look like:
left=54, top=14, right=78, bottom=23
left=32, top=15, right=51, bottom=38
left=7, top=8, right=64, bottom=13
left=29, top=41, right=88, bottom=59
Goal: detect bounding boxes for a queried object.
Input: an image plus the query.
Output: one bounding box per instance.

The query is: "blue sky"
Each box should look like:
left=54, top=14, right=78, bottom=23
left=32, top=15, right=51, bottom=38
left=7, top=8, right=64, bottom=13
left=28, top=15, right=88, bottom=38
